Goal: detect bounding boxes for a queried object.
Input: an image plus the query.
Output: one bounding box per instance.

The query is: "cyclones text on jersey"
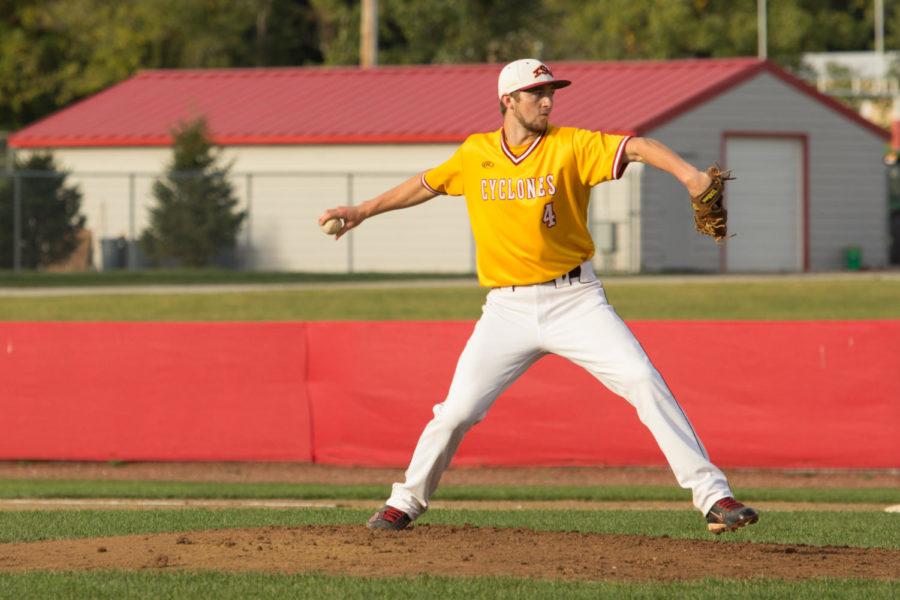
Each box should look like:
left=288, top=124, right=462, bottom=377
left=480, top=175, right=557, bottom=201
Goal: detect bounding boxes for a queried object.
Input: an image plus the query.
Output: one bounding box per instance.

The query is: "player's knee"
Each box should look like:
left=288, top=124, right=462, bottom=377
left=435, top=407, right=482, bottom=431
left=618, top=360, right=660, bottom=389
left=433, top=400, right=486, bottom=430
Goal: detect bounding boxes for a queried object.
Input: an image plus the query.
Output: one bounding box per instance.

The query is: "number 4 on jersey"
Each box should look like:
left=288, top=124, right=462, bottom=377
left=542, top=202, right=557, bottom=228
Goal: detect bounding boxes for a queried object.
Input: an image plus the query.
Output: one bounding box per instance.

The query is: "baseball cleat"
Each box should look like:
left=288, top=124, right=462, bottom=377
left=705, top=497, right=759, bottom=534
left=367, top=505, right=412, bottom=530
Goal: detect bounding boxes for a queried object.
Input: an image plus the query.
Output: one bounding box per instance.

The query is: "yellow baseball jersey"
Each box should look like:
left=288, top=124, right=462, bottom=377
left=421, top=125, right=631, bottom=287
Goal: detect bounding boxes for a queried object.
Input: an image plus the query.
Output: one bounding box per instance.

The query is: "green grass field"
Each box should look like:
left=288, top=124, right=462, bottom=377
left=1, top=278, right=898, bottom=320
left=0, top=506, right=897, bottom=549
left=2, top=477, right=898, bottom=551
left=1, top=572, right=894, bottom=600
left=0, top=505, right=897, bottom=599
left=0, top=269, right=474, bottom=288
left=1, top=479, right=898, bottom=505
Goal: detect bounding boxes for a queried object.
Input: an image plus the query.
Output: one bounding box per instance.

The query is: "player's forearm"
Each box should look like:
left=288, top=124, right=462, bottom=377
left=358, top=174, right=436, bottom=219
left=624, top=137, right=707, bottom=196
left=318, top=173, right=437, bottom=239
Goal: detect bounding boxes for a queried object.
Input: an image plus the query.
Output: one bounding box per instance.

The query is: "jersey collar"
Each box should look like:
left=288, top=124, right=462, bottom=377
left=500, top=128, right=546, bottom=165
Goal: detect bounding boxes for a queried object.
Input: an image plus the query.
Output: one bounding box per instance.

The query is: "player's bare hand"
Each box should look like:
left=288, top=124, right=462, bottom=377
left=318, top=205, right=365, bottom=240
left=685, top=169, right=712, bottom=198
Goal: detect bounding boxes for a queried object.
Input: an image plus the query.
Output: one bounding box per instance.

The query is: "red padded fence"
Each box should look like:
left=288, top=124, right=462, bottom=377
left=1, top=321, right=897, bottom=468
left=0, top=323, right=313, bottom=462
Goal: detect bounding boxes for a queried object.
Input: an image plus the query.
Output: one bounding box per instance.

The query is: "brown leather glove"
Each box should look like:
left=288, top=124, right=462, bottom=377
left=691, top=164, right=734, bottom=242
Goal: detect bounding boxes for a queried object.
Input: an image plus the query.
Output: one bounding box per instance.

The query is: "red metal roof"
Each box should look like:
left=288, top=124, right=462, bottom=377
left=9, top=58, right=888, bottom=148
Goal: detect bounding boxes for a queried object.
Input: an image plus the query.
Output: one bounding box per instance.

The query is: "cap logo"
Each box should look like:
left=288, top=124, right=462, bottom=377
left=532, top=65, right=552, bottom=78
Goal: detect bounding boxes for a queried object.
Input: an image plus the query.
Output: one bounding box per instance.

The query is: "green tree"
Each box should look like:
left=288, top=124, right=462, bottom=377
left=237, top=0, right=324, bottom=67
left=542, top=0, right=877, bottom=66
left=141, top=117, right=246, bottom=268
left=0, top=0, right=322, bottom=131
left=0, top=153, right=86, bottom=269
left=311, top=0, right=553, bottom=65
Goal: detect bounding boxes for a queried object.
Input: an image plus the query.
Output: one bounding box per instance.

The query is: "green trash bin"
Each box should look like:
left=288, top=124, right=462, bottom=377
left=844, top=246, right=862, bottom=271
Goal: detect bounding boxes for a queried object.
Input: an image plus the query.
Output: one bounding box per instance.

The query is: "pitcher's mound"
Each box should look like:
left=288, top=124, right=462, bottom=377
left=1, top=525, right=896, bottom=581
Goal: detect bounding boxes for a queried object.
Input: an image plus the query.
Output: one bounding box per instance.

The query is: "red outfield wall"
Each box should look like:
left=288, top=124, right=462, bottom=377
left=0, top=321, right=897, bottom=468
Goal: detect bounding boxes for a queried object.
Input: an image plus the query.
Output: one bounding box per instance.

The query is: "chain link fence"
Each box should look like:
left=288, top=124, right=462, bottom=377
left=0, top=169, right=638, bottom=274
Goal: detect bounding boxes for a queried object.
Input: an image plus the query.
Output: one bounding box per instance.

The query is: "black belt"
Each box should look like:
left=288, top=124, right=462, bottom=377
left=543, top=265, right=581, bottom=285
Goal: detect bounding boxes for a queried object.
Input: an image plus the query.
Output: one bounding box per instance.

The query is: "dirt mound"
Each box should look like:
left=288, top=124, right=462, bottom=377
left=1, top=525, right=896, bottom=581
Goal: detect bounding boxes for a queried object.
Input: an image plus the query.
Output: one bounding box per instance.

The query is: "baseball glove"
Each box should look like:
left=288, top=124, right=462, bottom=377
left=691, top=164, right=734, bottom=242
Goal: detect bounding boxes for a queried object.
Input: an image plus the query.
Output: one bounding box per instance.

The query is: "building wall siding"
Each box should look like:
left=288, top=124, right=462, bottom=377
left=589, top=162, right=643, bottom=273
left=38, top=144, right=477, bottom=272
left=643, top=71, right=888, bottom=272
left=27, top=71, right=886, bottom=274
left=39, top=142, right=642, bottom=274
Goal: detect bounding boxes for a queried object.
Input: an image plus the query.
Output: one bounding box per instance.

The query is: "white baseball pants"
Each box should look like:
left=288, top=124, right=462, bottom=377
left=387, top=261, right=733, bottom=518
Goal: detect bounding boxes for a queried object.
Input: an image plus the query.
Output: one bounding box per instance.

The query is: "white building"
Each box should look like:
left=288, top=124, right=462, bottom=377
left=10, top=58, right=890, bottom=273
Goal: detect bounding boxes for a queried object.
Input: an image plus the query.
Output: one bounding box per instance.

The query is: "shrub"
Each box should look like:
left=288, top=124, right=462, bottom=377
left=0, top=153, right=85, bottom=269
left=141, top=117, right=245, bottom=267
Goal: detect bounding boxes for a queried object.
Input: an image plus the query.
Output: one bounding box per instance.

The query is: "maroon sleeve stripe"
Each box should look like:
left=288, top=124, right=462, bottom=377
left=420, top=172, right=443, bottom=195
left=612, top=135, right=632, bottom=180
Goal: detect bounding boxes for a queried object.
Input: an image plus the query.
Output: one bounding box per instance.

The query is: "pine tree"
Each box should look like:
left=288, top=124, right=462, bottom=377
left=141, top=117, right=245, bottom=267
left=0, top=153, right=85, bottom=269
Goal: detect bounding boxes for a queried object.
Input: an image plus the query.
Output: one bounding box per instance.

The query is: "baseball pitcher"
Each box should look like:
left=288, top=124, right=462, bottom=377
left=319, top=59, right=756, bottom=535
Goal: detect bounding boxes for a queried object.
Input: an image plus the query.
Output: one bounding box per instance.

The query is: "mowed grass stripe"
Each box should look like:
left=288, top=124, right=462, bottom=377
left=0, top=480, right=384, bottom=500
left=1, top=279, right=898, bottom=320
left=0, top=288, right=486, bottom=321
left=2, top=480, right=898, bottom=505
left=0, top=269, right=475, bottom=288
left=0, top=508, right=896, bottom=549
left=0, top=572, right=896, bottom=600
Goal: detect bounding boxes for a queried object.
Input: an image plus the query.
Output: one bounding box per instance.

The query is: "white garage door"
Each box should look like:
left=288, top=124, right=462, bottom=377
left=725, top=137, right=804, bottom=272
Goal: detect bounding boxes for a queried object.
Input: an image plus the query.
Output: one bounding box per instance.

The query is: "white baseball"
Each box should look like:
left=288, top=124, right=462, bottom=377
left=320, top=217, right=343, bottom=235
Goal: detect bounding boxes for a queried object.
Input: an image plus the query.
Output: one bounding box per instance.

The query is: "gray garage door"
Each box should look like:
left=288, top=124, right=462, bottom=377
left=725, top=137, right=804, bottom=272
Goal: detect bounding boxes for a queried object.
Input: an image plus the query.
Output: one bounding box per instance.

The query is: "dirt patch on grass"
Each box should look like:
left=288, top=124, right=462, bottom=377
left=2, top=462, right=896, bottom=489
left=0, top=525, right=896, bottom=582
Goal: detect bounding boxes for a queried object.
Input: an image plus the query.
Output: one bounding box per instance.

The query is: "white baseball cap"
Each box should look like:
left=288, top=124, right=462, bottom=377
left=497, top=58, right=571, bottom=98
